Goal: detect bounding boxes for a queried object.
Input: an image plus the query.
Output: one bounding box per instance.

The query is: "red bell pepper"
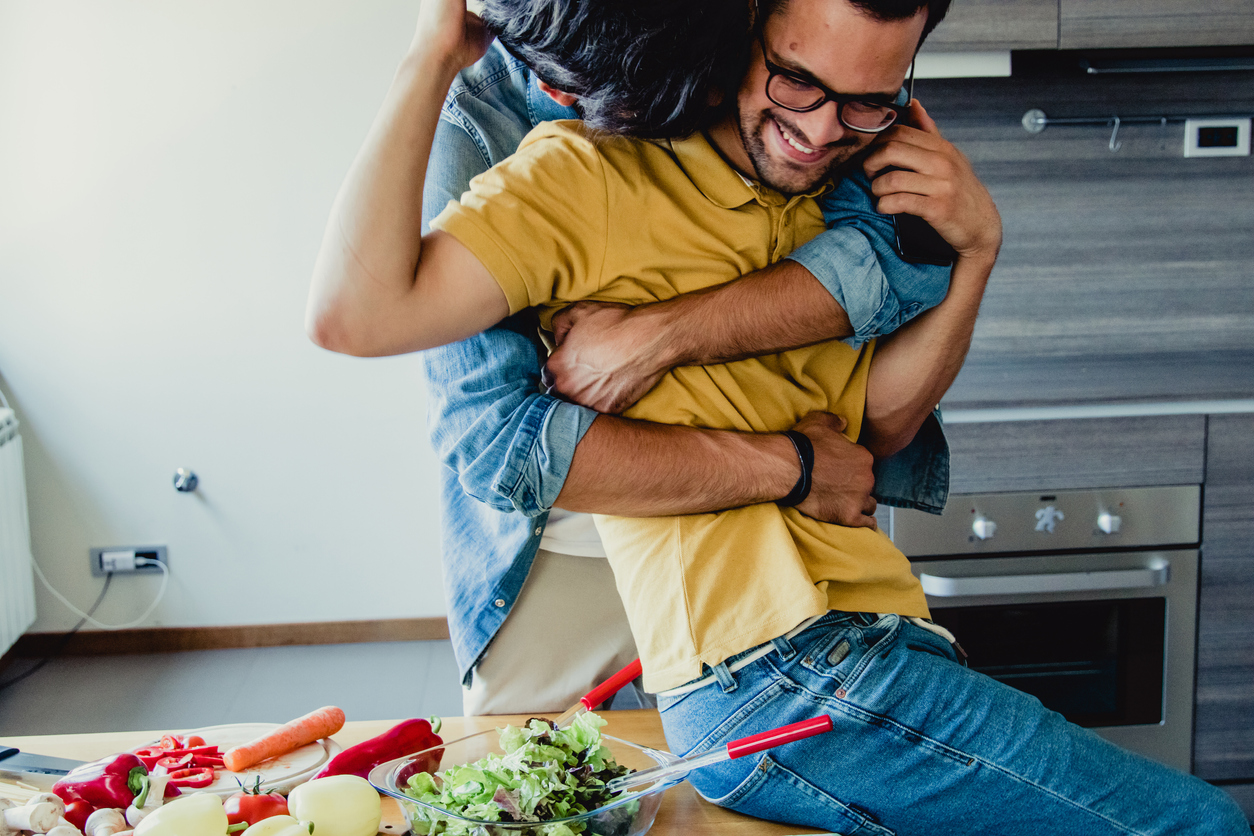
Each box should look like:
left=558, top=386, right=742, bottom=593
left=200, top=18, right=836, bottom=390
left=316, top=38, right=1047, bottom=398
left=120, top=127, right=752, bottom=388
left=64, top=800, right=93, bottom=831
left=52, top=752, right=148, bottom=810
left=311, top=717, right=443, bottom=781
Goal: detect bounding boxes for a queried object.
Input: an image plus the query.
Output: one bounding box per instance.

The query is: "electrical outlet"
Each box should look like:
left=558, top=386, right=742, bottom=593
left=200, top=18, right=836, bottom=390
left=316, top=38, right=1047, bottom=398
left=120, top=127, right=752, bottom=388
left=1184, top=118, right=1250, bottom=158
left=90, top=546, right=168, bottom=576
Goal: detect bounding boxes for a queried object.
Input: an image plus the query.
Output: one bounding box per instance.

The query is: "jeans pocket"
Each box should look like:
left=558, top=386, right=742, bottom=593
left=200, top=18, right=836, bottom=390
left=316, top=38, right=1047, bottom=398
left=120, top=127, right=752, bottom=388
left=710, top=754, right=896, bottom=836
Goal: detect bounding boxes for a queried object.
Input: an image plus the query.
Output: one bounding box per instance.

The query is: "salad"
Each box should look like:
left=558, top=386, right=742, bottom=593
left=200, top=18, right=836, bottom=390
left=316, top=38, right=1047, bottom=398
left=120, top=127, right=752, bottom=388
left=402, top=712, right=638, bottom=836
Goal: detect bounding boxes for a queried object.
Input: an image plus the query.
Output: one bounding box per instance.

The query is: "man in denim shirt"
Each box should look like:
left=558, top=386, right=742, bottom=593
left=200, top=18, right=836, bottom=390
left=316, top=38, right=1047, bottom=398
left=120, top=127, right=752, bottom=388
left=419, top=37, right=953, bottom=713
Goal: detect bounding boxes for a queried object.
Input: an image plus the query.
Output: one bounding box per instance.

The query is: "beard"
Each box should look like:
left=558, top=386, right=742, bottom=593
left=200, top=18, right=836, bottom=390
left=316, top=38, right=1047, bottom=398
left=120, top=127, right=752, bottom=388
left=737, top=105, right=867, bottom=195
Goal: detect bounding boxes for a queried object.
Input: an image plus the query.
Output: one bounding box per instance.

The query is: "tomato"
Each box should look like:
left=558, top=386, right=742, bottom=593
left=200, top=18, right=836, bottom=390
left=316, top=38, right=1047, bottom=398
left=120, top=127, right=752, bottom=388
left=224, top=780, right=290, bottom=827
left=184, top=735, right=206, bottom=747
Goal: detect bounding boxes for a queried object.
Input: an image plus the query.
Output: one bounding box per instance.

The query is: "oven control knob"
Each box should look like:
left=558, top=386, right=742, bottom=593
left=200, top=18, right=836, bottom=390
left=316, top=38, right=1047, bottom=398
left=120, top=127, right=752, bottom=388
left=972, top=516, right=997, bottom=540
left=1097, top=511, right=1122, bottom=534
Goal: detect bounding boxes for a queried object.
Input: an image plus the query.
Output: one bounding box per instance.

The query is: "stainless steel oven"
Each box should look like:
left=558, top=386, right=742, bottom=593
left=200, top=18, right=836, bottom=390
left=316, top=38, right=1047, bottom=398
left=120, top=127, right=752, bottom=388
left=884, top=485, right=1201, bottom=772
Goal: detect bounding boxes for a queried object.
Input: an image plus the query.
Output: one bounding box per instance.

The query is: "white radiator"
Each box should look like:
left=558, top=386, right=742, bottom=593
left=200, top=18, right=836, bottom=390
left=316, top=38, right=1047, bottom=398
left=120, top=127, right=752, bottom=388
left=0, top=405, right=36, bottom=657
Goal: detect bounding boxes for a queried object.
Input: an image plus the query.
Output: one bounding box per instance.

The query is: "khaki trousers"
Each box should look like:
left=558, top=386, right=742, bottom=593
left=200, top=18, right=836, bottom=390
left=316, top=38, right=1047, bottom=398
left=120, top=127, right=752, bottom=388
left=461, top=548, right=643, bottom=716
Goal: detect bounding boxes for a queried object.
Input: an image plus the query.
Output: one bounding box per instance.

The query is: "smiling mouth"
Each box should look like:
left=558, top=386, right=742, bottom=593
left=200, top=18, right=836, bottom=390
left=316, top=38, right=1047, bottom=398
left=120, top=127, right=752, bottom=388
left=768, top=115, right=837, bottom=166
left=778, top=122, right=817, bottom=155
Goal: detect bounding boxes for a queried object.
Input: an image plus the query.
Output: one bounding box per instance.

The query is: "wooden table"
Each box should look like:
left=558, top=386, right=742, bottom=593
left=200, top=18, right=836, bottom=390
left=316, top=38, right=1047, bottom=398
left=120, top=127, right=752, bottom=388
left=1, top=710, right=823, bottom=835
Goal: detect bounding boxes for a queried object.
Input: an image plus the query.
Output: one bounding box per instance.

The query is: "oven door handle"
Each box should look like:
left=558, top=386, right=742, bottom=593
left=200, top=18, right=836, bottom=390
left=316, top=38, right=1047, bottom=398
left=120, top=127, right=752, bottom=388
left=919, top=561, right=1170, bottom=597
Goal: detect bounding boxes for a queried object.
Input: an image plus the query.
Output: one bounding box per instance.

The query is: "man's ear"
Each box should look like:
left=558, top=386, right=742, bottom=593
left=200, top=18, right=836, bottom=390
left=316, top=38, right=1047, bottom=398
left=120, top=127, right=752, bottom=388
left=537, top=80, right=578, bottom=108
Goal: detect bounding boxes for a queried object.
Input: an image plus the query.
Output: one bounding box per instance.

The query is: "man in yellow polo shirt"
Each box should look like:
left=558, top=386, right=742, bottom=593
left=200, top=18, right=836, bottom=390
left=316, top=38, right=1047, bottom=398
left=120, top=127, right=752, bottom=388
left=305, top=0, right=1245, bottom=832
left=428, top=117, right=932, bottom=691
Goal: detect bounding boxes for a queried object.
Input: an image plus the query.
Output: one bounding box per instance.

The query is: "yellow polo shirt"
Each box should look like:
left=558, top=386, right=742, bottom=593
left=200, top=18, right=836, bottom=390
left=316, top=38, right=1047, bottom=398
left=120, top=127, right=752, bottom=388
left=432, top=120, right=929, bottom=692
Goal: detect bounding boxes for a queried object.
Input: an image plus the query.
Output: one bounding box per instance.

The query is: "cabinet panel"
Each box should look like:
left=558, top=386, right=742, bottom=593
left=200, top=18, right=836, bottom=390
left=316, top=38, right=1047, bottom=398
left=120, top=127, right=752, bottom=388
left=924, top=0, right=1058, bottom=51
left=1060, top=0, right=1254, bottom=48
left=1194, top=414, right=1254, bottom=781
left=944, top=415, right=1206, bottom=495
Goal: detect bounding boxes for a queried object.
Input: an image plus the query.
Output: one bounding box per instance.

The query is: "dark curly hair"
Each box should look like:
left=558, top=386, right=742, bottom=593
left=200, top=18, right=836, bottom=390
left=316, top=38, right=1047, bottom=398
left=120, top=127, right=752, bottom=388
left=480, top=0, right=754, bottom=139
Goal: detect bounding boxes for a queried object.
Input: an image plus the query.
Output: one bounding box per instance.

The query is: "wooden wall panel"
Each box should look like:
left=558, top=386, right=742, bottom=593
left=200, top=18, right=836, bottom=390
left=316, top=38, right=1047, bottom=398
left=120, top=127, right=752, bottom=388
left=944, top=415, right=1206, bottom=494
left=924, top=0, right=1058, bottom=51
left=1195, top=414, right=1254, bottom=781
left=1060, top=0, right=1254, bottom=49
left=910, top=72, right=1254, bottom=408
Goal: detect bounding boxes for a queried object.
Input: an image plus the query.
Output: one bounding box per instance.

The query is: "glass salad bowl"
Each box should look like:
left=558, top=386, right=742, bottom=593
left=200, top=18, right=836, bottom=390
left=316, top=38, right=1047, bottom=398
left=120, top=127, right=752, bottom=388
left=368, top=723, right=685, bottom=836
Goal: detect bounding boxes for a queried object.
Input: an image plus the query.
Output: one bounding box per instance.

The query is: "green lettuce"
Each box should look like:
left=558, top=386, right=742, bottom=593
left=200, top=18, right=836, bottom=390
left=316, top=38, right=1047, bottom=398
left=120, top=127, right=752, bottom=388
left=403, top=713, right=636, bottom=836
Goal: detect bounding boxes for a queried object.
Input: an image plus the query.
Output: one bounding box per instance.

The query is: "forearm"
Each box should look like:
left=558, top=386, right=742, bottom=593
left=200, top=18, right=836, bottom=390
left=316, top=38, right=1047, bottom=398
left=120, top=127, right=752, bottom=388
left=553, top=416, right=800, bottom=516
left=861, top=249, right=995, bottom=458
left=306, top=7, right=493, bottom=357
left=630, top=259, right=853, bottom=368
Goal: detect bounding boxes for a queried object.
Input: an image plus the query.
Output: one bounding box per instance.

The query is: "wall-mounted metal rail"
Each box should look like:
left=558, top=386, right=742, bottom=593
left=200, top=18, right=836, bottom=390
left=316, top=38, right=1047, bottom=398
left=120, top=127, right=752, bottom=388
left=1021, top=108, right=1188, bottom=151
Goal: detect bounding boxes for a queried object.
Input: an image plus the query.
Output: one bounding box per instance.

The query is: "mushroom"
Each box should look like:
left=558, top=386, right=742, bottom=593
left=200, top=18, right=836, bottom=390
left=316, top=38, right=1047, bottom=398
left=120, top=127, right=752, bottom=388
left=83, top=808, right=128, bottom=836
left=29, top=794, right=66, bottom=814
left=2, top=798, right=66, bottom=833
left=125, top=773, right=171, bottom=827
left=47, top=827, right=82, bottom=836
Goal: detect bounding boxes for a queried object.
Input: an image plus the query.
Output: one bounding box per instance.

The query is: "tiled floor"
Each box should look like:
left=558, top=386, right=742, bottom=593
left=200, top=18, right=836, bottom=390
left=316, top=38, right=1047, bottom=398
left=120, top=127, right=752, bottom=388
left=0, top=640, right=465, bottom=737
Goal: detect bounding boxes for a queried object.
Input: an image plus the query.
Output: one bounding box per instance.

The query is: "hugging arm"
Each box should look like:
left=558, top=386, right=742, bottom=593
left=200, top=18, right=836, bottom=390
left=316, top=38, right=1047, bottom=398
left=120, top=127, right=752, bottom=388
left=544, top=151, right=952, bottom=416
left=857, top=102, right=1001, bottom=459
left=306, top=0, right=507, bottom=357
left=546, top=101, right=999, bottom=463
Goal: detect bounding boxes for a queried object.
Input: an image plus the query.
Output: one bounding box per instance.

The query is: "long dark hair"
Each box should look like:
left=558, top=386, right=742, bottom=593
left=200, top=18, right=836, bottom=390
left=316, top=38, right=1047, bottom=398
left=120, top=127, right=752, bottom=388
left=481, top=0, right=754, bottom=139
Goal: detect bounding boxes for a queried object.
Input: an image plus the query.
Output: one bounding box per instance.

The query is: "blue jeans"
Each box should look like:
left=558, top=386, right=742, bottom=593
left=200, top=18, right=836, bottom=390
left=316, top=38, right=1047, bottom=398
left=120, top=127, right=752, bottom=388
left=658, top=611, right=1247, bottom=835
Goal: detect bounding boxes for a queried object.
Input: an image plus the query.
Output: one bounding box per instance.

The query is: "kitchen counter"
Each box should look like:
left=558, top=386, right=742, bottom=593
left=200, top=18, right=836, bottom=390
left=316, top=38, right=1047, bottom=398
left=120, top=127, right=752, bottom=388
left=0, top=710, right=823, bottom=836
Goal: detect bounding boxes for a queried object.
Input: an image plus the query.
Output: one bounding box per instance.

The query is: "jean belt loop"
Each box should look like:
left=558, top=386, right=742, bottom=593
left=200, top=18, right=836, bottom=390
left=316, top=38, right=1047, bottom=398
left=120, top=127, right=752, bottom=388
left=712, top=660, right=738, bottom=693
left=770, top=635, right=797, bottom=661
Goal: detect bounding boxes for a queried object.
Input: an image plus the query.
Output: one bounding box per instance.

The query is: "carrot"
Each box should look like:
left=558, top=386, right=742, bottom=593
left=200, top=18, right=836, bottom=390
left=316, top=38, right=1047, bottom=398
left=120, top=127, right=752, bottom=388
left=223, top=706, right=346, bottom=772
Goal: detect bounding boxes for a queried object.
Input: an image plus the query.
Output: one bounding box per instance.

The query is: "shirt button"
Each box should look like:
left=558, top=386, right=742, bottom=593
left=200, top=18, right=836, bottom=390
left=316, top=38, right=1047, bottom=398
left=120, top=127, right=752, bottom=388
left=494, top=599, right=506, bottom=608
left=534, top=527, right=543, bottom=536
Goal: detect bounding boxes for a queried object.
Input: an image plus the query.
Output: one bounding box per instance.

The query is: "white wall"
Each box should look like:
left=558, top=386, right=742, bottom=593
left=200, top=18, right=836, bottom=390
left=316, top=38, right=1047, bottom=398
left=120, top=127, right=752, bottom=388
left=0, top=0, right=450, bottom=631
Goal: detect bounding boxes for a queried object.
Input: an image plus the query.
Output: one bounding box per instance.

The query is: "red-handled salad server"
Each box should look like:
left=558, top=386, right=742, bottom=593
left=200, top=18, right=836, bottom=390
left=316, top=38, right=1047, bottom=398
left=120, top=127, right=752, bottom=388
left=606, top=715, right=835, bottom=794
left=552, top=658, right=644, bottom=728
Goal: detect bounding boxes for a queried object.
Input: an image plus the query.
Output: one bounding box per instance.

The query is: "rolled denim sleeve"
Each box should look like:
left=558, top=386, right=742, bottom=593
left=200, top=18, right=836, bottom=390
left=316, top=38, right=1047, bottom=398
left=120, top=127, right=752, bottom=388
left=786, top=171, right=951, bottom=347
left=870, top=408, right=949, bottom=515
left=421, top=115, right=598, bottom=515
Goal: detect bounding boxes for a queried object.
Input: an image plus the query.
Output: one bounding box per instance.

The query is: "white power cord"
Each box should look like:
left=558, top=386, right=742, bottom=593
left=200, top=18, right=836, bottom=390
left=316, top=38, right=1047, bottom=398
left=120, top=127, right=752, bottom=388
left=31, top=556, right=170, bottom=630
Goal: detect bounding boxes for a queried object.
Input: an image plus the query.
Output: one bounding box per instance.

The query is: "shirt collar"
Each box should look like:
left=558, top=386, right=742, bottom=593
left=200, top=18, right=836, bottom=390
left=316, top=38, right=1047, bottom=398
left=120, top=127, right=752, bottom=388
left=666, top=132, right=760, bottom=209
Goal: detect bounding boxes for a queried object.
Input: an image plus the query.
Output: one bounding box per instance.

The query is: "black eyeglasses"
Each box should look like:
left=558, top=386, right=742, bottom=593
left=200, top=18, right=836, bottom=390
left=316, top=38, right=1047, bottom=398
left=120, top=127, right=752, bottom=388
left=758, top=31, right=914, bottom=134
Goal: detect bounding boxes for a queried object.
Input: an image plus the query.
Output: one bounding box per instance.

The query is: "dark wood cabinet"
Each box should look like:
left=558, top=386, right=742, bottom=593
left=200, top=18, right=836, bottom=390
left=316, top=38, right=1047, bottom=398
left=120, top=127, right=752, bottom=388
left=1059, top=0, right=1254, bottom=49
left=943, top=415, right=1206, bottom=494
left=924, top=0, right=1058, bottom=51
left=1194, top=414, right=1254, bottom=782
left=923, top=0, right=1254, bottom=53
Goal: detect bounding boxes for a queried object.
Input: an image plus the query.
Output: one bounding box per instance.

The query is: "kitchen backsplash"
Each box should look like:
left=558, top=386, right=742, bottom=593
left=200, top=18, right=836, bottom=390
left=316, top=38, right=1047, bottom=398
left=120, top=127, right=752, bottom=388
left=914, top=68, right=1254, bottom=407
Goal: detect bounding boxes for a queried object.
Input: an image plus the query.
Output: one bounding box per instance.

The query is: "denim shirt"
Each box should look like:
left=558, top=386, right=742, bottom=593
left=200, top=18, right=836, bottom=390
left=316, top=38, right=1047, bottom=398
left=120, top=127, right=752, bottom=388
left=421, top=43, right=950, bottom=685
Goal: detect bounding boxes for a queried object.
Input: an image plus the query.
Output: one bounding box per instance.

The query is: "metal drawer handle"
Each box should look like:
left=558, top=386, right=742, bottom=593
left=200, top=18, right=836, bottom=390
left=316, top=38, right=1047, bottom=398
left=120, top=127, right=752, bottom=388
left=919, top=563, right=1170, bottom=597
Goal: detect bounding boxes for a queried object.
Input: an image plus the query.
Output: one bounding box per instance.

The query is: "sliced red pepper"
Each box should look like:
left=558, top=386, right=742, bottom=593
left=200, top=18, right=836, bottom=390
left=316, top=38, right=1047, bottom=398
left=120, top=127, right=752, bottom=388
left=155, top=753, right=195, bottom=773
left=167, top=766, right=216, bottom=788
left=137, top=744, right=222, bottom=770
